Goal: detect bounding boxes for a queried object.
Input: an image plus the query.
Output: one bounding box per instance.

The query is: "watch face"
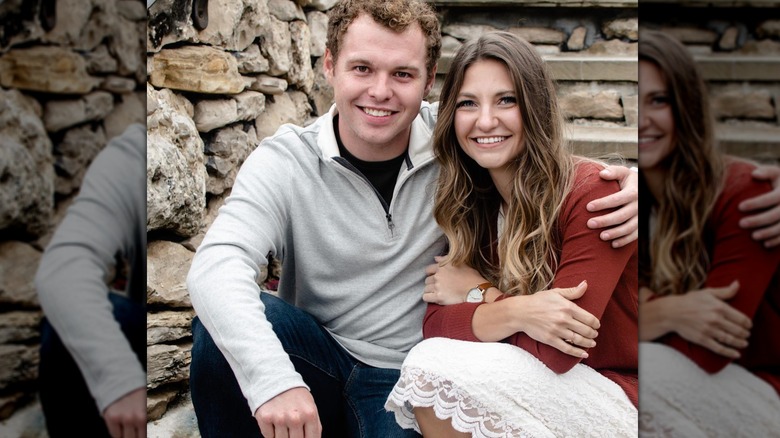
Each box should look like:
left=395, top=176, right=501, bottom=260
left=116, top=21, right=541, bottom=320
left=466, top=288, right=483, bottom=303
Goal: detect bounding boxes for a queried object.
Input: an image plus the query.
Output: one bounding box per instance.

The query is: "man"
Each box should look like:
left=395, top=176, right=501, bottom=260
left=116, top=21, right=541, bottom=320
left=36, top=124, right=147, bottom=438
left=187, top=1, right=780, bottom=436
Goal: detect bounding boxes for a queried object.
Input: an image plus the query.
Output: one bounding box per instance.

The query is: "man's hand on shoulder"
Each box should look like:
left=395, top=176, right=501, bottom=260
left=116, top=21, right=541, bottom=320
left=103, top=387, right=146, bottom=438
left=587, top=165, right=638, bottom=248
left=739, top=164, right=780, bottom=248
left=255, top=387, right=322, bottom=438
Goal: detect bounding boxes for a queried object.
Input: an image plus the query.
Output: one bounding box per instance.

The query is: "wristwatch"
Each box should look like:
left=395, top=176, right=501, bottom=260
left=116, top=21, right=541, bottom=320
left=465, top=282, right=494, bottom=303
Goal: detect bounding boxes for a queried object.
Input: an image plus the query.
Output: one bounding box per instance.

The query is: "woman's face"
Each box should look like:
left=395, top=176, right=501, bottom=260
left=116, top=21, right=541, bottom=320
left=454, top=59, right=524, bottom=175
left=639, top=60, right=675, bottom=171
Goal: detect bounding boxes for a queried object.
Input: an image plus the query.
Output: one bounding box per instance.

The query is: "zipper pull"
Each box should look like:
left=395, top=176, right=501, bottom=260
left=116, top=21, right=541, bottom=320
left=386, top=213, right=395, bottom=233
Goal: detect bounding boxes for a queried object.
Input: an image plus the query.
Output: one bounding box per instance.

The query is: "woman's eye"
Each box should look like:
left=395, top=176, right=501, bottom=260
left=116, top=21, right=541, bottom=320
left=499, top=96, right=517, bottom=105
left=651, top=95, right=669, bottom=105
left=455, top=100, right=476, bottom=108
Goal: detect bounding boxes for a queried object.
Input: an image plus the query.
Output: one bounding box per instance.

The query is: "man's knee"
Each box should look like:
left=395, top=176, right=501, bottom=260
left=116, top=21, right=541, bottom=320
left=191, top=316, right=226, bottom=365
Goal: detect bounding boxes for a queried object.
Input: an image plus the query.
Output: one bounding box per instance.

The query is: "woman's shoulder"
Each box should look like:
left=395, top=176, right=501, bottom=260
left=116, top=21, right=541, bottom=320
left=718, top=158, right=770, bottom=202
left=569, top=159, right=619, bottom=197
left=712, top=158, right=772, bottom=219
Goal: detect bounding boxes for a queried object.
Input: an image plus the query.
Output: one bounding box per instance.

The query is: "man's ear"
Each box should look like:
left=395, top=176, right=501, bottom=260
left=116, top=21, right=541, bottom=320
left=324, top=48, right=335, bottom=85
left=424, top=64, right=438, bottom=97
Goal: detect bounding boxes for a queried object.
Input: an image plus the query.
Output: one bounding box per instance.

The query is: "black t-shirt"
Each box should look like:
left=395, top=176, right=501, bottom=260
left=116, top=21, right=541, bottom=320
left=334, top=115, right=407, bottom=206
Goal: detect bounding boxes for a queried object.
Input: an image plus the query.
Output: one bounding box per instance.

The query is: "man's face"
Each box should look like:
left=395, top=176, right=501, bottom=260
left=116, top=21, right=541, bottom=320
left=324, top=14, right=435, bottom=160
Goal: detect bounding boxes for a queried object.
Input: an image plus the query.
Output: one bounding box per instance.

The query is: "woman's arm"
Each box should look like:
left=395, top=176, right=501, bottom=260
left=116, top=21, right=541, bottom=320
left=422, top=257, right=600, bottom=357
left=639, top=283, right=751, bottom=358
left=421, top=282, right=599, bottom=359
left=655, top=164, right=780, bottom=373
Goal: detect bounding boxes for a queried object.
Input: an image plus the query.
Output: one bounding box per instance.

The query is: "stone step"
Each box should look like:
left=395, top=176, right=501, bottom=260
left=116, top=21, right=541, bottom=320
left=641, top=0, right=779, bottom=6
left=438, top=54, right=637, bottom=81
left=564, top=124, right=780, bottom=163
left=717, top=125, right=780, bottom=162
left=440, top=51, right=780, bottom=82
left=695, top=56, right=780, bottom=81
left=566, top=125, right=637, bottom=159
left=430, top=0, right=637, bottom=7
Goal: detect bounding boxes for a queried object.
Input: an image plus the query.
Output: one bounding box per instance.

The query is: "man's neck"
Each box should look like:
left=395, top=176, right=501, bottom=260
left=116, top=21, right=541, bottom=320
left=334, top=114, right=410, bottom=162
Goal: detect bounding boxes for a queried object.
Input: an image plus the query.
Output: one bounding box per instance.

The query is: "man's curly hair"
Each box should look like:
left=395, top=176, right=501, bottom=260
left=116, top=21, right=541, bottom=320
left=326, top=0, right=442, bottom=78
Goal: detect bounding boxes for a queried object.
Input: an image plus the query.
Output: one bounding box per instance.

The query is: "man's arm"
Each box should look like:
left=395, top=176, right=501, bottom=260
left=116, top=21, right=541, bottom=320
left=187, top=135, right=311, bottom=422
left=739, top=164, right=780, bottom=248
left=589, top=165, right=638, bottom=248
left=35, top=125, right=147, bottom=427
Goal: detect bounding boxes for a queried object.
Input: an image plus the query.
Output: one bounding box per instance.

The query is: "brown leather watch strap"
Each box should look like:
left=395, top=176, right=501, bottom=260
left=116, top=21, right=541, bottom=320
left=477, top=282, right=493, bottom=292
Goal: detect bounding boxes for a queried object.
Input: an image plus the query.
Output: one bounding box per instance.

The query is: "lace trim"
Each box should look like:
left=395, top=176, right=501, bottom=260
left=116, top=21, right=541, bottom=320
left=386, top=367, right=536, bottom=438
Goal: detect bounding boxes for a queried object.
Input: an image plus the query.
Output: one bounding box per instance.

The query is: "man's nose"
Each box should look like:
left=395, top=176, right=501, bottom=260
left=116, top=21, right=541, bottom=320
left=368, top=74, right=392, bottom=101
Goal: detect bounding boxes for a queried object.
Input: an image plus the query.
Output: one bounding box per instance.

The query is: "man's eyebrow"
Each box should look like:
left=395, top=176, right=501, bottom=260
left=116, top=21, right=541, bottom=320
left=345, top=57, right=422, bottom=73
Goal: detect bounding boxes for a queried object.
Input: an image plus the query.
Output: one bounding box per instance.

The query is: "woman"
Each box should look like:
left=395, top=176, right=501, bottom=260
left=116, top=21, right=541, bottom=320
left=385, top=31, right=638, bottom=437
left=637, top=30, right=780, bottom=436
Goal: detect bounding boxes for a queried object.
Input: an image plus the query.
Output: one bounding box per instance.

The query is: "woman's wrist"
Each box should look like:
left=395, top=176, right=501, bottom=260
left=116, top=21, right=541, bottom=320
left=639, top=295, right=676, bottom=341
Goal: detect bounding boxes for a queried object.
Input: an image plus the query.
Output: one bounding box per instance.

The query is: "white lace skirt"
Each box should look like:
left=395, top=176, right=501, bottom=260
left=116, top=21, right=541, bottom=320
left=639, top=342, right=780, bottom=437
left=385, top=337, right=637, bottom=437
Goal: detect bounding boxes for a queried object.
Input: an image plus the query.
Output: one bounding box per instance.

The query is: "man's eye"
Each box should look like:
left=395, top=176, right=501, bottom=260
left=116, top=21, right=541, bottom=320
left=396, top=72, right=412, bottom=79
left=355, top=66, right=369, bottom=73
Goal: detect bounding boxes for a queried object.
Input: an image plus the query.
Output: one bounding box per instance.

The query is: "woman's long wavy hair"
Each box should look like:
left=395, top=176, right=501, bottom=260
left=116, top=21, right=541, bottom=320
left=433, top=31, right=574, bottom=297
left=638, top=30, right=724, bottom=296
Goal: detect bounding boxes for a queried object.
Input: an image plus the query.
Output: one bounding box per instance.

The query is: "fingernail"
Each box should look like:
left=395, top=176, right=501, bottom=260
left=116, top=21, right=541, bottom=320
left=579, top=280, right=587, bottom=287
left=739, top=218, right=749, bottom=227
left=586, top=203, right=596, bottom=212
left=601, top=232, right=610, bottom=240
left=587, top=218, right=597, bottom=227
left=581, top=352, right=589, bottom=358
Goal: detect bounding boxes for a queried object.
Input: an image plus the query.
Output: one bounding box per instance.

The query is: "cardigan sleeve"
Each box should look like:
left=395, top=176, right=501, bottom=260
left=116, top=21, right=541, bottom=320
left=658, top=163, right=780, bottom=373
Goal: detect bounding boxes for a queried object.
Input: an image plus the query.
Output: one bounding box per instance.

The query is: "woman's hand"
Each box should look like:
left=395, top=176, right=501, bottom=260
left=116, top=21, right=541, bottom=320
left=587, top=165, right=638, bottom=248
left=423, top=256, right=487, bottom=305
left=510, top=281, right=600, bottom=358
left=665, top=281, right=752, bottom=358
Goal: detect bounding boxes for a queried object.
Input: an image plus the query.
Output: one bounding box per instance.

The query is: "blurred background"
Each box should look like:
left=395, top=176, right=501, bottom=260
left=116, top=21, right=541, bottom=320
left=0, top=0, right=145, bottom=436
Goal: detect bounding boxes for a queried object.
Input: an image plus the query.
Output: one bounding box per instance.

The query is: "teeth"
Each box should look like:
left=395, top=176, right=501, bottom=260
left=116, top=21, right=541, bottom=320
left=638, top=137, right=658, bottom=144
left=363, top=107, right=393, bottom=117
left=475, top=137, right=507, bottom=144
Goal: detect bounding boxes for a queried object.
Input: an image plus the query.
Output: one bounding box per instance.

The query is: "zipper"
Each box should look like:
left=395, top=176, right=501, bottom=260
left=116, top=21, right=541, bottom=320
left=334, top=157, right=394, bottom=235
left=386, top=213, right=395, bottom=234
left=333, top=154, right=432, bottom=237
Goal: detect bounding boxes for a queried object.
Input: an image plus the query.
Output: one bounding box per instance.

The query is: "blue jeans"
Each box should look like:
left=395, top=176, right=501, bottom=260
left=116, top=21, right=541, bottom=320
left=38, top=292, right=146, bottom=438
left=190, top=292, right=420, bottom=438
